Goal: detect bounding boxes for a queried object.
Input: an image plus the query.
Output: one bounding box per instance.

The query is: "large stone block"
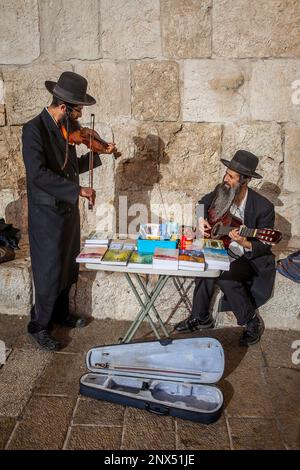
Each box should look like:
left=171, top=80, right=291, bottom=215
left=40, top=0, right=100, bottom=61
left=3, top=62, right=72, bottom=126
left=75, top=62, right=131, bottom=122
left=222, top=123, right=283, bottom=189
left=132, top=61, right=180, bottom=121
left=0, top=258, right=32, bottom=316
left=275, top=193, right=300, bottom=240
left=250, top=60, right=300, bottom=122
left=0, top=126, right=25, bottom=190
left=101, top=0, right=161, bottom=59
left=0, top=0, right=40, bottom=64
left=283, top=125, right=300, bottom=192
left=213, top=0, right=300, bottom=58
left=155, top=122, right=222, bottom=199
left=183, top=59, right=251, bottom=122
left=161, top=0, right=212, bottom=58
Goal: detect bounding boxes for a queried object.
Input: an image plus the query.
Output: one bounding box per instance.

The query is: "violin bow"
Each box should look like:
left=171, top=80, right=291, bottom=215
left=88, top=113, right=95, bottom=210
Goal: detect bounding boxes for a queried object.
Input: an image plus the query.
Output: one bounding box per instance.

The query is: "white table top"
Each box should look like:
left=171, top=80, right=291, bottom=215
left=85, top=263, right=220, bottom=278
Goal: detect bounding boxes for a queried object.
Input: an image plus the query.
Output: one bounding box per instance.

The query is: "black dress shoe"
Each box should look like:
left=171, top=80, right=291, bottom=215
left=28, top=330, right=60, bottom=351
left=175, top=316, right=214, bottom=332
left=240, top=314, right=265, bottom=346
left=57, top=314, right=86, bottom=328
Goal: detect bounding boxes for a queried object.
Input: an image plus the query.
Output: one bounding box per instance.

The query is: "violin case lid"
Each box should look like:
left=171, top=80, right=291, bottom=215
left=80, top=337, right=225, bottom=424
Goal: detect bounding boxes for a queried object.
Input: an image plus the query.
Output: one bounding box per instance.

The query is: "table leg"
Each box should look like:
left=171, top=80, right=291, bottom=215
left=123, top=273, right=161, bottom=341
left=121, top=274, right=169, bottom=343
left=134, top=274, right=170, bottom=338
left=173, top=277, right=193, bottom=313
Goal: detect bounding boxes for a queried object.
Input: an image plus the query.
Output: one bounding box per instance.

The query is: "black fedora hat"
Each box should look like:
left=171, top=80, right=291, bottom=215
left=221, top=150, right=262, bottom=179
left=45, top=71, right=96, bottom=106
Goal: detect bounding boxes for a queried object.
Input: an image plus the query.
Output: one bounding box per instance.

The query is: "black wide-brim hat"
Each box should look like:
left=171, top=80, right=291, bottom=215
left=45, top=71, right=96, bottom=106
left=221, top=150, right=262, bottom=179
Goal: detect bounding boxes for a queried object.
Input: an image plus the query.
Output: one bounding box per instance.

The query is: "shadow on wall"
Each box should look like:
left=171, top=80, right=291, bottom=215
left=258, top=182, right=292, bottom=254
left=114, top=134, right=170, bottom=236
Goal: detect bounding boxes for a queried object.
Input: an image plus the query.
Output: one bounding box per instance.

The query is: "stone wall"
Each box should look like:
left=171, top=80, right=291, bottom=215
left=0, top=1, right=300, bottom=327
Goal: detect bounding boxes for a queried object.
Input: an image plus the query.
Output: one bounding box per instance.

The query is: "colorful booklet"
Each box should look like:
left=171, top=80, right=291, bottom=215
left=85, top=230, right=114, bottom=245
left=203, top=239, right=230, bottom=271
left=178, top=249, right=205, bottom=271
left=101, top=241, right=136, bottom=266
left=128, top=251, right=154, bottom=268
left=153, top=248, right=179, bottom=270
left=76, top=245, right=107, bottom=263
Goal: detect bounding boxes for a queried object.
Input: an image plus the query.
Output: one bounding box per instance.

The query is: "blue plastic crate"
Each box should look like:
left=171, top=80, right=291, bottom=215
left=137, top=237, right=178, bottom=254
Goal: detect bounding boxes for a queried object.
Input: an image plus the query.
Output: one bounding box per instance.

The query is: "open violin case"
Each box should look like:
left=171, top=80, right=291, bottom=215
left=80, top=337, right=225, bottom=424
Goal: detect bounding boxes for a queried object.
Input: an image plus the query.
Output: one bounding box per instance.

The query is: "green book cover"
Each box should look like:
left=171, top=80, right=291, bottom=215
left=128, top=251, right=153, bottom=267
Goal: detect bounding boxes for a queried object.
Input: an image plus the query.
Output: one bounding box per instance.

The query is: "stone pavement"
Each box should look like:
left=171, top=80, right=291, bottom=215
left=0, top=314, right=299, bottom=450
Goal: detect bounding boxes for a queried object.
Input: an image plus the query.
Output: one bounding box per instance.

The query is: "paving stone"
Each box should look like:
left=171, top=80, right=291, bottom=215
left=260, top=330, right=300, bottom=370
left=222, top=366, right=274, bottom=418
left=122, top=408, right=175, bottom=449
left=66, top=425, right=122, bottom=450
left=73, top=397, right=125, bottom=426
left=0, top=314, right=27, bottom=348
left=228, top=417, right=284, bottom=450
left=34, top=353, right=86, bottom=397
left=7, top=395, right=75, bottom=450
left=0, top=416, right=16, bottom=449
left=176, top=415, right=230, bottom=450
left=0, top=349, right=52, bottom=417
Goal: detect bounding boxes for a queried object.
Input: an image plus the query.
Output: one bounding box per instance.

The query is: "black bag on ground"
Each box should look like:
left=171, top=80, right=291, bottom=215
left=0, top=218, right=21, bottom=250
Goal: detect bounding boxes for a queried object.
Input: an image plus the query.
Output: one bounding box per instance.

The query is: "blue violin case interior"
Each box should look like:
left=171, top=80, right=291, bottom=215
left=80, top=337, right=225, bottom=424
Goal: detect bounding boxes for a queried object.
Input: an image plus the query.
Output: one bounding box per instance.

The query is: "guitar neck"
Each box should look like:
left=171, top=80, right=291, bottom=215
left=221, top=225, right=256, bottom=237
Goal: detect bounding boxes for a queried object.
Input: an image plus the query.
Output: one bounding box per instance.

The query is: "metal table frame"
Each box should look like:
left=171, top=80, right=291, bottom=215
left=85, top=264, right=220, bottom=343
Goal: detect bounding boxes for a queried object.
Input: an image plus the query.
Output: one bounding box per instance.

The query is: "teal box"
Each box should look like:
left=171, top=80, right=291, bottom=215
left=137, top=237, right=178, bottom=254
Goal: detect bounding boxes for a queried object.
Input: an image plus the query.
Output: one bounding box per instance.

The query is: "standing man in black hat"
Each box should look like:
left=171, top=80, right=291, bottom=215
left=22, top=71, right=117, bottom=351
left=176, top=150, right=276, bottom=346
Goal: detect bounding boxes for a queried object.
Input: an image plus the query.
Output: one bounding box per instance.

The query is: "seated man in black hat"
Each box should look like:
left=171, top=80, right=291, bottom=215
left=22, top=71, right=118, bottom=351
left=176, top=150, right=276, bottom=346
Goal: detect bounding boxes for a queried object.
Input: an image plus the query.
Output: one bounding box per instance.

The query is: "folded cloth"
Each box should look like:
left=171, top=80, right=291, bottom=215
left=277, top=250, right=300, bottom=283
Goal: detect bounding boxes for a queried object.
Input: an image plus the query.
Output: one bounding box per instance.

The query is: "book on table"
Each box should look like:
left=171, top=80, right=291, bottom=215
left=128, top=251, right=154, bottom=268
left=85, top=230, right=114, bottom=245
left=153, top=247, right=179, bottom=270
left=202, top=239, right=230, bottom=271
left=101, top=240, right=136, bottom=266
left=76, top=245, right=107, bottom=264
left=178, top=249, right=205, bottom=271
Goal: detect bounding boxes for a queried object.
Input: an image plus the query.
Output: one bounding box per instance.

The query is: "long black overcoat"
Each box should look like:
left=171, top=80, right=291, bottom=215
left=22, top=108, right=101, bottom=299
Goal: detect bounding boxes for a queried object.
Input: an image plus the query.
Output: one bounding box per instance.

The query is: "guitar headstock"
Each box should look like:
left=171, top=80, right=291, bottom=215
left=256, top=228, right=282, bottom=245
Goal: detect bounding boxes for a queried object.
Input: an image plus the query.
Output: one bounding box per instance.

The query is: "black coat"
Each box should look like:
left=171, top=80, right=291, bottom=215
left=199, top=187, right=276, bottom=308
left=22, top=108, right=101, bottom=299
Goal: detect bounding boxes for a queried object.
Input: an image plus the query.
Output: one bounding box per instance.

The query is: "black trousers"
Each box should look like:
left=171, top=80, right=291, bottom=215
left=191, top=256, right=256, bottom=326
left=28, top=285, right=71, bottom=333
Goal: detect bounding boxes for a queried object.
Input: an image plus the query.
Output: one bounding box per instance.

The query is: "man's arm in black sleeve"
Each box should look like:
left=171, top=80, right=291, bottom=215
left=22, top=123, right=80, bottom=205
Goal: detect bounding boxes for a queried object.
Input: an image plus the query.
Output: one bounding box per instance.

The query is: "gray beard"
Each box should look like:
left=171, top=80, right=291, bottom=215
left=210, top=182, right=241, bottom=221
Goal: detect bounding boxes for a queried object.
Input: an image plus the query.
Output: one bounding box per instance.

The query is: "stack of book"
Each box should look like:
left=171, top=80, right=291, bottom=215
left=76, top=245, right=108, bottom=263
left=178, top=249, right=205, bottom=271
left=153, top=248, right=179, bottom=270
left=202, top=239, right=230, bottom=271
left=128, top=251, right=154, bottom=268
left=84, top=230, right=113, bottom=246
left=101, top=241, right=136, bottom=266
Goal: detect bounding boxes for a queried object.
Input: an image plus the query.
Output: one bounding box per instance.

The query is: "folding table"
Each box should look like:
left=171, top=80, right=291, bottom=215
left=85, top=263, right=220, bottom=343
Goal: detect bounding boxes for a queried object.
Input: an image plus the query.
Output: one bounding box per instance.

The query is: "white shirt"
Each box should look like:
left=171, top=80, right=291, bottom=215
left=228, top=189, right=250, bottom=261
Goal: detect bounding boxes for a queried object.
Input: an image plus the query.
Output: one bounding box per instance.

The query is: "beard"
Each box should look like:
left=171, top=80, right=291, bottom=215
left=209, top=181, right=241, bottom=223
left=60, top=113, right=80, bottom=132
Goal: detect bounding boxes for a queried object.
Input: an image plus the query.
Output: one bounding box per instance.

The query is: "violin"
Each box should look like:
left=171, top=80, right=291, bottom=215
left=60, top=125, right=121, bottom=159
